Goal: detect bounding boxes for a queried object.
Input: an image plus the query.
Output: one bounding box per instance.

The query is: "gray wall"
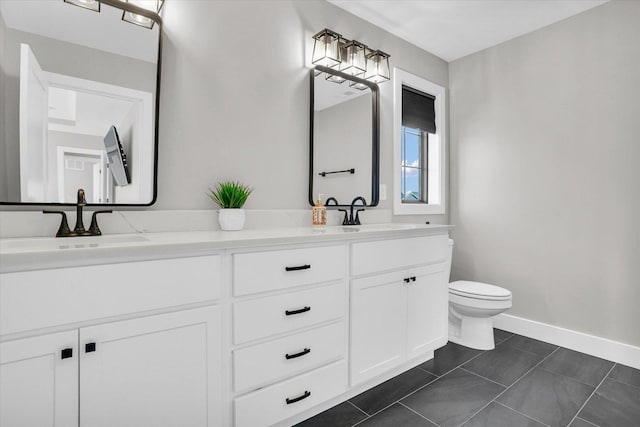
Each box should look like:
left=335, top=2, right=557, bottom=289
left=0, top=11, right=7, bottom=201
left=449, top=1, right=640, bottom=346
left=314, top=94, right=372, bottom=205
left=157, top=0, right=448, bottom=222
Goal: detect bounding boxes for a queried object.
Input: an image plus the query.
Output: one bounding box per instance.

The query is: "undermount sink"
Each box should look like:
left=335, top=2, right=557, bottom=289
left=1, top=234, right=149, bottom=252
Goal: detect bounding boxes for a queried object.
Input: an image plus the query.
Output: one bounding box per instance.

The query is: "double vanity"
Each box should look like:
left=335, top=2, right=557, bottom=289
left=0, top=224, right=452, bottom=427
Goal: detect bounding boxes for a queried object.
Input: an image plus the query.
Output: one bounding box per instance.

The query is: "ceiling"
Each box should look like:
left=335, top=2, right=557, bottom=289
left=328, top=0, right=608, bottom=62
left=0, top=0, right=158, bottom=63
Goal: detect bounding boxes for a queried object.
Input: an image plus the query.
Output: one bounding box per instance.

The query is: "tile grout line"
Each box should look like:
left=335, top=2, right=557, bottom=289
left=456, top=346, right=561, bottom=426
left=573, top=416, right=600, bottom=427
left=604, top=365, right=640, bottom=391
left=566, top=363, right=616, bottom=427
left=398, top=401, right=441, bottom=426
left=493, top=401, right=553, bottom=427
left=458, top=367, right=509, bottom=388
left=349, top=374, right=442, bottom=426
left=535, top=365, right=610, bottom=389
left=347, top=400, right=371, bottom=417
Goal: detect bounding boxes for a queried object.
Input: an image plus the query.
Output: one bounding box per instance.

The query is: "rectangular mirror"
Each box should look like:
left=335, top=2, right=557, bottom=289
left=0, top=0, right=161, bottom=206
left=309, top=66, right=379, bottom=208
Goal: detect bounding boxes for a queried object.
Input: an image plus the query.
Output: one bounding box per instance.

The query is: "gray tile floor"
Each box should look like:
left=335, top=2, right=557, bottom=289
left=296, top=330, right=640, bottom=427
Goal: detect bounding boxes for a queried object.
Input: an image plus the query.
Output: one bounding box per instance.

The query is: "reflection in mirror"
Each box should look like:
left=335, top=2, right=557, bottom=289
left=0, top=0, right=160, bottom=205
left=310, top=66, right=379, bottom=208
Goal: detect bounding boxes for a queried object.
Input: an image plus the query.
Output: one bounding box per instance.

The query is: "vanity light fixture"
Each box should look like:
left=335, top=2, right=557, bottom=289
left=63, top=0, right=100, bottom=12
left=364, top=50, right=391, bottom=83
left=312, top=29, right=342, bottom=68
left=121, top=0, right=164, bottom=29
left=311, top=28, right=391, bottom=87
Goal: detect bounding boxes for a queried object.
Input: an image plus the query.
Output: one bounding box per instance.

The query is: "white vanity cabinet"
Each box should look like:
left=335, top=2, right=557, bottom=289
left=0, top=331, right=78, bottom=427
left=350, top=235, right=449, bottom=385
left=0, top=224, right=453, bottom=427
left=231, top=244, right=349, bottom=427
left=0, top=255, right=223, bottom=427
left=1, top=307, right=220, bottom=427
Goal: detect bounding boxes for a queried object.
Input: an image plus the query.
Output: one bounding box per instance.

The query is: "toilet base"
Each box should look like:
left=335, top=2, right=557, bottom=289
left=448, top=313, right=496, bottom=350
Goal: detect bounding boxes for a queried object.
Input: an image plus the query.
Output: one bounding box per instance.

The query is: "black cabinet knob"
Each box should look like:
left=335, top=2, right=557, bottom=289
left=403, top=278, right=411, bottom=283
left=85, top=342, right=96, bottom=353
left=61, top=348, right=73, bottom=359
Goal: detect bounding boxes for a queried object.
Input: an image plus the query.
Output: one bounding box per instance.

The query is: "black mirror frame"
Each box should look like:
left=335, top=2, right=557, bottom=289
left=309, top=66, right=380, bottom=209
left=0, top=0, right=162, bottom=207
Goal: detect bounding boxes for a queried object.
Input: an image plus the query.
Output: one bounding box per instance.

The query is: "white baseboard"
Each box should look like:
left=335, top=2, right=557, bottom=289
left=494, top=314, right=640, bottom=370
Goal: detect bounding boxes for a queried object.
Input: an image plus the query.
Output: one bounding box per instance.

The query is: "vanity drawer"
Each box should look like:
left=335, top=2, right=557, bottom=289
left=233, top=321, right=345, bottom=393
left=351, top=234, right=449, bottom=276
left=0, top=255, right=222, bottom=336
left=233, top=283, right=345, bottom=344
left=232, top=245, right=347, bottom=296
left=234, top=360, right=347, bottom=427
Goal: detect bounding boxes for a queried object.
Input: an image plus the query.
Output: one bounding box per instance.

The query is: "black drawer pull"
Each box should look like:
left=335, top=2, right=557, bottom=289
left=285, top=264, right=311, bottom=272
left=61, top=348, right=73, bottom=359
left=403, top=277, right=411, bottom=283
left=411, top=276, right=417, bottom=282
left=285, top=348, right=311, bottom=360
left=285, top=306, right=311, bottom=316
left=85, top=343, right=96, bottom=353
left=286, top=390, right=311, bottom=405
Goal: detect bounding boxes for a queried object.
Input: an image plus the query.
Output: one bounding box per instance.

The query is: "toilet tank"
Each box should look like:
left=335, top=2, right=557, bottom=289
left=445, top=239, right=454, bottom=283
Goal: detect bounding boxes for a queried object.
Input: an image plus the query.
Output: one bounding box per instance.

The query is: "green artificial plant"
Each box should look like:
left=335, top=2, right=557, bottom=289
left=208, top=181, right=253, bottom=209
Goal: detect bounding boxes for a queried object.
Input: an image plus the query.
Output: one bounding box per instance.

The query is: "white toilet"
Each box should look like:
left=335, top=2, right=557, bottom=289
left=445, top=239, right=512, bottom=350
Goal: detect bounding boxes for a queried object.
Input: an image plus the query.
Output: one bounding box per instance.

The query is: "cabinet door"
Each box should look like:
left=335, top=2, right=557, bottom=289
left=406, top=263, right=448, bottom=360
left=0, top=330, right=78, bottom=427
left=79, top=306, right=221, bottom=427
left=350, top=271, right=406, bottom=385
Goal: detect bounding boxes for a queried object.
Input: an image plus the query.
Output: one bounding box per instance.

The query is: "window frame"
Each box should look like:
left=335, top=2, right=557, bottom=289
left=393, top=68, right=446, bottom=215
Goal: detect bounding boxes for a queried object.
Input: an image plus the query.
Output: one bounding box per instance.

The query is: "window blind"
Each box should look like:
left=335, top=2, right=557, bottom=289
left=402, top=85, right=436, bottom=133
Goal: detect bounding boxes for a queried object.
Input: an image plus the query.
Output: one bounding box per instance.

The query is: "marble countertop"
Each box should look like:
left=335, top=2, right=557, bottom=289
left=0, top=223, right=453, bottom=273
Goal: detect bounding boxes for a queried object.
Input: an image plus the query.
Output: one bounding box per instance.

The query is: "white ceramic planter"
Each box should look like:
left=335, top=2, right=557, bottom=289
left=218, top=208, right=246, bottom=231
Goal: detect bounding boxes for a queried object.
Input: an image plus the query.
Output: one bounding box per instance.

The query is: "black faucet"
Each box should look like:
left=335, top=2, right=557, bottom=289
left=339, top=196, right=367, bottom=226
left=43, top=189, right=112, bottom=237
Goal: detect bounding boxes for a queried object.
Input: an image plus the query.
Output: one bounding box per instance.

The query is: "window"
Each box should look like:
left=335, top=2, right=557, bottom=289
left=393, top=68, right=446, bottom=215
left=401, top=126, right=427, bottom=203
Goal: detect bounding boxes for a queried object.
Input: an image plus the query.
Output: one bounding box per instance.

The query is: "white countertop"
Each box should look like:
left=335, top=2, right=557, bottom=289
left=0, top=223, right=453, bottom=273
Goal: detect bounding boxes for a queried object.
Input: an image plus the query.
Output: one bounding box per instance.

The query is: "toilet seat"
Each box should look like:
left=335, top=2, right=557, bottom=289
left=449, top=280, right=511, bottom=301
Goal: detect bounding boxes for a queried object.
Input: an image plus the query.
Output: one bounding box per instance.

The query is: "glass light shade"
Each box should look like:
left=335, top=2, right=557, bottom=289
left=365, top=50, right=391, bottom=83
left=64, top=0, right=100, bottom=12
left=326, top=73, right=346, bottom=84
left=349, top=80, right=369, bottom=91
left=121, top=0, right=164, bottom=29
left=340, top=40, right=367, bottom=76
left=311, top=29, right=342, bottom=68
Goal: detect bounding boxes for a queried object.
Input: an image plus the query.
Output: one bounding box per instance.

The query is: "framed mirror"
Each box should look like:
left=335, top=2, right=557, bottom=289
left=0, top=0, right=161, bottom=206
left=309, top=66, right=379, bottom=208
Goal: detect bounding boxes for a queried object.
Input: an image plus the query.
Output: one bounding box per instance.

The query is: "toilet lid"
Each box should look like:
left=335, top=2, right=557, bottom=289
left=449, top=280, right=511, bottom=300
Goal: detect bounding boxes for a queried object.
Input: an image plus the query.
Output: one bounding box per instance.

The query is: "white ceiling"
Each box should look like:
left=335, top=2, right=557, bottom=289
left=328, top=0, right=608, bottom=62
left=314, top=72, right=370, bottom=111
left=0, top=0, right=158, bottom=63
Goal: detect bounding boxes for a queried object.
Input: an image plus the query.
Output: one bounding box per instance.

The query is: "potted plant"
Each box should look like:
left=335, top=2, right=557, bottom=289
left=208, top=181, right=253, bottom=231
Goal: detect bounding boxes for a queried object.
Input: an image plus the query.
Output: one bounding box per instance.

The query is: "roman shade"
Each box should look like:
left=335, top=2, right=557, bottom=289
left=402, top=86, right=436, bottom=133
